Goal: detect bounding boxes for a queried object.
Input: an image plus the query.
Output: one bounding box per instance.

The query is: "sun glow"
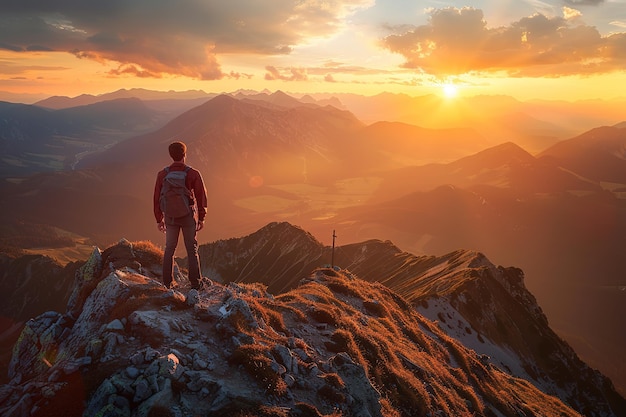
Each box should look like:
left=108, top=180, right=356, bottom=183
left=442, top=83, right=459, bottom=99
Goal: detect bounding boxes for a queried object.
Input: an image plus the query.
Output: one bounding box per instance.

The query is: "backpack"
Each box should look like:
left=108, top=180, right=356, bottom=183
left=160, top=166, right=193, bottom=218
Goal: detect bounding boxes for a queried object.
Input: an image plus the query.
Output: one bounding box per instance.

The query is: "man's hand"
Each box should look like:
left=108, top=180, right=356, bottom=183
left=157, top=220, right=166, bottom=232
left=196, top=220, right=204, bottom=231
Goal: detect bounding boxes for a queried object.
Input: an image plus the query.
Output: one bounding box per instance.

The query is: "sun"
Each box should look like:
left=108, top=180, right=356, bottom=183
left=442, top=83, right=459, bottom=99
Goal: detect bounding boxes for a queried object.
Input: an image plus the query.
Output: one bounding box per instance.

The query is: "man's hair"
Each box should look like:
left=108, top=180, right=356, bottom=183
left=169, top=141, right=187, bottom=161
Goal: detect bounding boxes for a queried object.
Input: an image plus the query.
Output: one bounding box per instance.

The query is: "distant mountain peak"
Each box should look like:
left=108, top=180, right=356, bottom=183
left=459, top=141, right=535, bottom=167
left=34, top=88, right=212, bottom=109
left=538, top=125, right=626, bottom=183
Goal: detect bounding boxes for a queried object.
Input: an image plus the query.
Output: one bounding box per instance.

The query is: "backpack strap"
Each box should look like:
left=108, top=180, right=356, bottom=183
left=182, top=166, right=194, bottom=203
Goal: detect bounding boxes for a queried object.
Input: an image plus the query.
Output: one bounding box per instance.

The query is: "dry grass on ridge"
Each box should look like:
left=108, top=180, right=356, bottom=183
left=220, top=268, right=551, bottom=416
left=220, top=268, right=580, bottom=416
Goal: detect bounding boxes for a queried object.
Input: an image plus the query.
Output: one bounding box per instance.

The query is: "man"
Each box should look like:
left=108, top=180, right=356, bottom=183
left=153, top=141, right=207, bottom=290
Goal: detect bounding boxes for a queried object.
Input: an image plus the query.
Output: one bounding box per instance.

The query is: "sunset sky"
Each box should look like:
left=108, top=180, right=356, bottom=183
left=1, top=0, right=625, bottom=103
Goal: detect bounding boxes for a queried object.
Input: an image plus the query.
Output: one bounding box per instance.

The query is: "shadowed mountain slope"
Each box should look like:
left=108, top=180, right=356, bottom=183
left=0, top=98, right=163, bottom=177
left=0, top=254, right=81, bottom=384
left=78, top=94, right=365, bottom=179
left=538, top=126, right=626, bottom=184
left=367, top=141, right=600, bottom=203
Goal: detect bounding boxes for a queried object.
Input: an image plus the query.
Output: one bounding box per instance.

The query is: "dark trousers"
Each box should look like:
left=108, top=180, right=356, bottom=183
left=162, top=213, right=201, bottom=288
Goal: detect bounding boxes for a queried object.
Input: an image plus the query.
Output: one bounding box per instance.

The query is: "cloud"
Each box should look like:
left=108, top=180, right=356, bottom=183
left=562, top=6, right=582, bottom=20
left=312, top=61, right=389, bottom=76
left=0, top=0, right=372, bottom=80
left=563, top=0, right=604, bottom=5
left=380, top=6, right=626, bottom=77
left=264, top=66, right=308, bottom=81
left=611, top=20, right=626, bottom=29
left=107, top=65, right=162, bottom=79
left=0, top=59, right=68, bottom=76
left=227, top=71, right=254, bottom=80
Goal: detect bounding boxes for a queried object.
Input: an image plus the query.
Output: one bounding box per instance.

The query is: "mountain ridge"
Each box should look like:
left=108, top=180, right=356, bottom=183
left=33, top=88, right=214, bottom=110
left=1, top=225, right=623, bottom=416
left=196, top=222, right=625, bottom=415
left=538, top=126, right=626, bottom=183
left=366, top=141, right=600, bottom=203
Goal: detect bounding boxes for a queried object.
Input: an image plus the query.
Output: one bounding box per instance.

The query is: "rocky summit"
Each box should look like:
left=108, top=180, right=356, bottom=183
left=0, top=228, right=623, bottom=416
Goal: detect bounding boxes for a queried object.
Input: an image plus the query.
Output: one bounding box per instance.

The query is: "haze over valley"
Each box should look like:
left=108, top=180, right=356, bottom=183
left=1, top=89, right=625, bottom=408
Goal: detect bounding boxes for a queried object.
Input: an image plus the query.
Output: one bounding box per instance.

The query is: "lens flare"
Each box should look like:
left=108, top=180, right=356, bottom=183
left=249, top=175, right=264, bottom=188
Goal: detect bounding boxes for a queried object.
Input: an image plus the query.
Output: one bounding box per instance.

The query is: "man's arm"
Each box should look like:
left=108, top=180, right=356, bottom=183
left=153, top=170, right=165, bottom=227
left=192, top=169, right=208, bottom=223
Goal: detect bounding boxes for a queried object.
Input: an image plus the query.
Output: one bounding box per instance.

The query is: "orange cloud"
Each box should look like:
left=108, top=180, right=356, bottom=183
left=264, top=66, right=308, bottom=81
left=381, top=7, right=626, bottom=77
left=107, top=65, right=162, bottom=79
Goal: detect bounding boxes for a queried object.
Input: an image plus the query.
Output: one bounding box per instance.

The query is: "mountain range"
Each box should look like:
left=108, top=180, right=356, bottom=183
left=29, top=87, right=626, bottom=153
left=332, top=92, right=626, bottom=152
left=0, top=224, right=624, bottom=416
left=0, top=98, right=166, bottom=177
left=0, top=89, right=625, bottom=400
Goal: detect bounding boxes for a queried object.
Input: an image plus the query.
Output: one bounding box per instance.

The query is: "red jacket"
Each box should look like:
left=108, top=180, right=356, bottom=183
left=154, top=162, right=207, bottom=223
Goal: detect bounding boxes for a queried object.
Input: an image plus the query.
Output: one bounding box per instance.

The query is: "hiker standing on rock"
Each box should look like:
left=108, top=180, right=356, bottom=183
left=153, top=141, right=207, bottom=290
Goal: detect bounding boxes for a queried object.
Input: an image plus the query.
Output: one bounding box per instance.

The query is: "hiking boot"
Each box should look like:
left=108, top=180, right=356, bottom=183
left=191, top=276, right=212, bottom=290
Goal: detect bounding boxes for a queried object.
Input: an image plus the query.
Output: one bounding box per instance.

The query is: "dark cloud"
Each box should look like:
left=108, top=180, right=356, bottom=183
left=0, top=43, right=23, bottom=52
left=381, top=7, right=626, bottom=77
left=0, top=0, right=371, bottom=79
